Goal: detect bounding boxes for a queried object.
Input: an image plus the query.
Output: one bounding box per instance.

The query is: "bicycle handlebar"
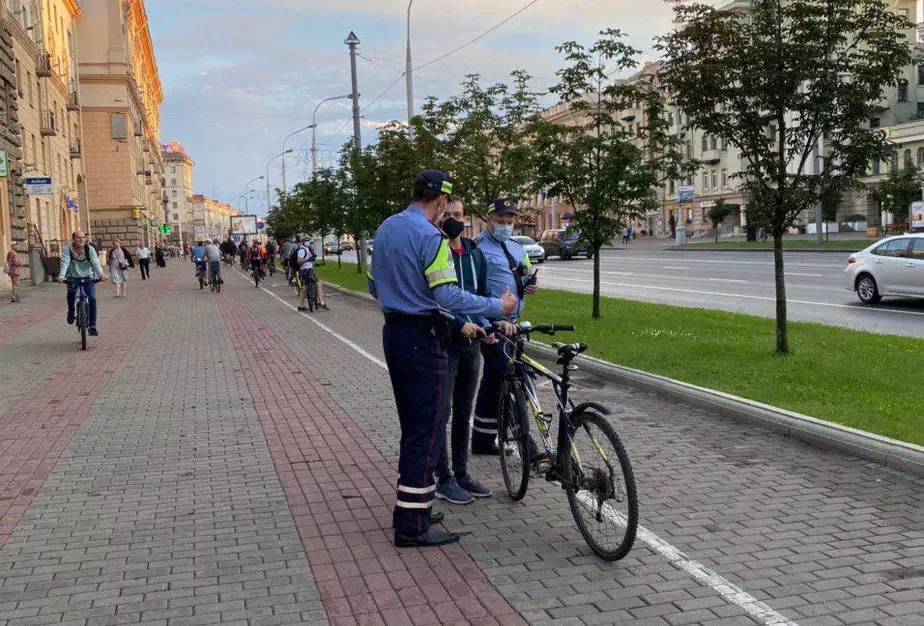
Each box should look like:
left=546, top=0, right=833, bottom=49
left=62, top=277, right=102, bottom=284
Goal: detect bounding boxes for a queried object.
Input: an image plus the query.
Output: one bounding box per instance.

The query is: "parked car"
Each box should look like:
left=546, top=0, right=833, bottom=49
left=512, top=236, right=545, bottom=264
left=844, top=234, right=924, bottom=304
left=324, top=242, right=343, bottom=255
left=538, top=229, right=592, bottom=260
left=340, top=240, right=355, bottom=251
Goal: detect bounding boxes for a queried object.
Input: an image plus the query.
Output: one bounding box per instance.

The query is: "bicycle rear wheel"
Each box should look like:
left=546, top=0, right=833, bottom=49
left=499, top=383, right=530, bottom=500
left=254, top=271, right=260, bottom=288
left=306, top=279, right=317, bottom=312
left=198, top=272, right=205, bottom=290
left=564, top=409, right=638, bottom=561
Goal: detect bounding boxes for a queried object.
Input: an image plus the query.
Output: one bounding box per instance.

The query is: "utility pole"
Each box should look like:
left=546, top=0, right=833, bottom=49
left=406, top=1, right=414, bottom=127
left=813, top=135, right=824, bottom=244
left=345, top=31, right=368, bottom=267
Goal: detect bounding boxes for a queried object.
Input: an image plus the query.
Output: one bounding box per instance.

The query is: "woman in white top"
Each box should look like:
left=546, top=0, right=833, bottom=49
left=108, top=240, right=129, bottom=298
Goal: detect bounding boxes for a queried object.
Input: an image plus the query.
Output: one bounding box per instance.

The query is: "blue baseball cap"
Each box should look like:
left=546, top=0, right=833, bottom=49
left=487, top=198, right=517, bottom=216
left=413, top=170, right=454, bottom=199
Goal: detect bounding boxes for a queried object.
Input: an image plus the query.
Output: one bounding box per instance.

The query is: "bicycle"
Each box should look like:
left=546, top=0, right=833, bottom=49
left=209, top=262, right=222, bottom=294
left=291, top=269, right=302, bottom=297
left=267, top=256, right=276, bottom=277
left=65, top=278, right=102, bottom=351
left=301, top=269, right=319, bottom=312
left=491, top=322, right=638, bottom=561
left=196, top=262, right=207, bottom=290
left=251, top=260, right=262, bottom=288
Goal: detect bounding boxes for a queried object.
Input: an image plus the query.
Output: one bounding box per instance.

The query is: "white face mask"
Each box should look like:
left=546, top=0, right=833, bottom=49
left=492, top=225, right=514, bottom=241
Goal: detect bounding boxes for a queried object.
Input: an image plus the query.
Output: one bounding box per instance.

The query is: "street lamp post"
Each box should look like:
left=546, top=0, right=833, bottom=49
left=244, top=176, right=264, bottom=214
left=266, top=150, right=294, bottom=215
left=310, top=94, right=352, bottom=177
left=281, top=127, right=313, bottom=195
left=406, top=0, right=414, bottom=127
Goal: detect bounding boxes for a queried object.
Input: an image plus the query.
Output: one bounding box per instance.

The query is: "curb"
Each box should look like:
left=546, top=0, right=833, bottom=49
left=669, top=246, right=863, bottom=254
left=527, top=342, right=924, bottom=478
left=323, top=282, right=377, bottom=304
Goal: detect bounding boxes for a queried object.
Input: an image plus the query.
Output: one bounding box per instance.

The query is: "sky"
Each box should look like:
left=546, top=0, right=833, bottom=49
left=146, top=0, right=684, bottom=217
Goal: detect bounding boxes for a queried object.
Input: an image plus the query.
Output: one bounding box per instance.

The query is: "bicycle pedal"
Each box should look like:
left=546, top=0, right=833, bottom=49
left=532, top=459, right=552, bottom=477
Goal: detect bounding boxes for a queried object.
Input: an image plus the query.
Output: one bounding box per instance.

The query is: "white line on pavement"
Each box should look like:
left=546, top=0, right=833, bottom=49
left=708, top=278, right=748, bottom=283
left=661, top=266, right=688, bottom=270
left=239, top=268, right=802, bottom=624
left=543, top=276, right=924, bottom=317
left=787, top=273, right=824, bottom=277
left=232, top=268, right=389, bottom=370
left=575, top=494, right=800, bottom=626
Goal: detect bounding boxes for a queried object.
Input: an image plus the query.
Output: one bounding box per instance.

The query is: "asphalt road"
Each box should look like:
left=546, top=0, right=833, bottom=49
left=331, top=248, right=924, bottom=338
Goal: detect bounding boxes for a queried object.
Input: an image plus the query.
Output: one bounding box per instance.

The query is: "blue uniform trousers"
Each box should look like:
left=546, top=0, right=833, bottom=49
left=472, top=341, right=507, bottom=448
left=382, top=316, right=449, bottom=537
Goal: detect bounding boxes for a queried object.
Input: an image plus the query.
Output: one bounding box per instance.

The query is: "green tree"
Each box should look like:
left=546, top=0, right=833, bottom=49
left=533, top=30, right=695, bottom=319
left=659, top=0, right=912, bottom=354
left=707, top=199, right=733, bottom=243
left=872, top=164, right=923, bottom=228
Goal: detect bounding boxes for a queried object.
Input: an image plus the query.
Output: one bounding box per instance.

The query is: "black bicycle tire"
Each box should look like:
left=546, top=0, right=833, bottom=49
left=254, top=271, right=260, bottom=288
left=216, top=280, right=221, bottom=294
left=564, top=410, right=638, bottom=561
left=307, top=279, right=318, bottom=312
left=499, top=383, right=530, bottom=501
left=78, top=301, right=87, bottom=351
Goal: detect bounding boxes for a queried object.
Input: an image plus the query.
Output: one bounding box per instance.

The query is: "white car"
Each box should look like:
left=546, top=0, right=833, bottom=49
left=512, top=236, right=545, bottom=264
left=844, top=234, right=924, bottom=304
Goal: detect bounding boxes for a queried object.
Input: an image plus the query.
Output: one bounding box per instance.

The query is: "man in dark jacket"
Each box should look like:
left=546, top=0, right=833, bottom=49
left=434, top=199, right=495, bottom=505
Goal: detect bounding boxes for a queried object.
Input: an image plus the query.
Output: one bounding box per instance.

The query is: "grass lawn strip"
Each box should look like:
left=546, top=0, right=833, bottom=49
left=320, top=262, right=922, bottom=446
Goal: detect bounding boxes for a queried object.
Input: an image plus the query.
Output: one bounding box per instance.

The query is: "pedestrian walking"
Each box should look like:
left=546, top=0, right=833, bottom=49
left=4, top=247, right=22, bottom=303
left=367, top=170, right=516, bottom=548
left=138, top=245, right=151, bottom=280
left=471, top=199, right=541, bottom=457
left=155, top=245, right=167, bottom=268
left=108, top=240, right=129, bottom=298
left=623, top=226, right=630, bottom=244
left=433, top=199, right=493, bottom=505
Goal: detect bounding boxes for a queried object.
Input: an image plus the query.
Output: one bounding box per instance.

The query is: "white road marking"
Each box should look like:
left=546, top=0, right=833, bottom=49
left=541, top=276, right=924, bottom=317
left=787, top=273, right=824, bottom=278
left=232, top=268, right=388, bottom=370
left=708, top=278, right=748, bottom=284
left=575, top=494, right=800, bottom=626
left=238, top=268, right=801, bottom=623
left=661, top=266, right=688, bottom=270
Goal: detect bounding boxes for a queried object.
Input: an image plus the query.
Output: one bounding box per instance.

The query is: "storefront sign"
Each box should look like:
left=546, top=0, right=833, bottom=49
left=24, top=177, right=53, bottom=195
left=911, top=201, right=924, bottom=231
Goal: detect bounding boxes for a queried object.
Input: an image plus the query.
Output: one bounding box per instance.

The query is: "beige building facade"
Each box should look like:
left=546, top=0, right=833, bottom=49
left=77, top=0, right=164, bottom=253
left=190, top=194, right=238, bottom=242
left=162, top=140, right=193, bottom=245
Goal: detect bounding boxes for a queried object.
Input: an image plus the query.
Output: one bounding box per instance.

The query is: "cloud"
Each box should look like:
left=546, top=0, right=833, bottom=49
left=149, top=0, right=685, bottom=211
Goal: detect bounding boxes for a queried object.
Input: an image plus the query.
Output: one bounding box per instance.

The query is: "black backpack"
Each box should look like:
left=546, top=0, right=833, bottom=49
left=288, top=247, right=302, bottom=271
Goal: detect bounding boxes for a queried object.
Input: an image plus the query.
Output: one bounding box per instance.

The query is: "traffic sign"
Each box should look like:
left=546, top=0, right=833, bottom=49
left=677, top=185, right=695, bottom=203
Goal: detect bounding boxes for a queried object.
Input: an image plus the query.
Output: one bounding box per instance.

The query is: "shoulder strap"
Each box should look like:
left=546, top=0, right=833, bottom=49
left=500, top=241, right=525, bottom=300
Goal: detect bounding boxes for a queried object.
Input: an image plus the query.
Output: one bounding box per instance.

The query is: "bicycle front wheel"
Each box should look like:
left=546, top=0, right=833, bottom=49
left=564, top=409, right=638, bottom=561
left=499, top=383, right=530, bottom=501
left=78, top=301, right=88, bottom=351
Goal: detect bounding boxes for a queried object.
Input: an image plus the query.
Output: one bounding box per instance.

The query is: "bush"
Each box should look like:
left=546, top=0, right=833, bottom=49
left=844, top=213, right=867, bottom=222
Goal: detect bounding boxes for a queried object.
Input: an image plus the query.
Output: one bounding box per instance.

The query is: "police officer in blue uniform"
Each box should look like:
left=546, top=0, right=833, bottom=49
left=471, top=199, right=541, bottom=455
left=368, top=171, right=517, bottom=548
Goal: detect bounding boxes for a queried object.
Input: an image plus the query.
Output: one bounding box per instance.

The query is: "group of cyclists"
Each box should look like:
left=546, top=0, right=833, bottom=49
left=190, top=235, right=327, bottom=310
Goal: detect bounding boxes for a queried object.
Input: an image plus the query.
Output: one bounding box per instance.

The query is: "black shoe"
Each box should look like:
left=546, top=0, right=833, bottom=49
left=472, top=441, right=500, bottom=456
left=431, top=511, right=444, bottom=525
left=88, top=327, right=99, bottom=337
left=394, top=527, right=460, bottom=548
left=297, top=306, right=308, bottom=312
left=66, top=311, right=75, bottom=325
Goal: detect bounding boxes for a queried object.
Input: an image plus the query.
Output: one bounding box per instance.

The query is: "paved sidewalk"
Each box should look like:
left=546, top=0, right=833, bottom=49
left=0, top=263, right=921, bottom=626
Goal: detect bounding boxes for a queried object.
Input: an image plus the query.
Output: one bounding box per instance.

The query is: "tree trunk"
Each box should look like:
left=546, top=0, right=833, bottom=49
left=715, top=225, right=719, bottom=244
left=772, top=232, right=791, bottom=355
left=592, top=245, right=601, bottom=320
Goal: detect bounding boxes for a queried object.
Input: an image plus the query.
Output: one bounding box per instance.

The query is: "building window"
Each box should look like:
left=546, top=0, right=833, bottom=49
left=721, top=168, right=728, bottom=187
left=669, top=180, right=676, bottom=195
left=917, top=147, right=924, bottom=166
left=172, top=190, right=177, bottom=197
left=870, top=118, right=881, bottom=129
left=27, top=72, right=33, bottom=106
left=711, top=170, right=718, bottom=189
left=173, top=213, right=179, bottom=220
left=172, top=202, right=178, bottom=209
left=898, top=79, right=909, bottom=103
left=701, top=134, right=708, bottom=153
left=872, top=160, right=880, bottom=176
left=702, top=171, right=709, bottom=190
left=171, top=166, right=176, bottom=173
left=721, top=136, right=728, bottom=151
left=904, top=149, right=912, bottom=169
left=710, top=135, right=718, bottom=150
left=171, top=178, right=176, bottom=185
left=111, top=113, right=127, bottom=140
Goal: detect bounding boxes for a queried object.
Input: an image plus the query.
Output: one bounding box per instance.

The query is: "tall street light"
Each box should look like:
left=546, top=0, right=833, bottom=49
left=406, top=0, right=414, bottom=127
left=310, top=94, right=353, bottom=177
left=244, top=176, right=264, bottom=214
left=282, top=127, right=313, bottom=195
left=266, top=150, right=293, bottom=215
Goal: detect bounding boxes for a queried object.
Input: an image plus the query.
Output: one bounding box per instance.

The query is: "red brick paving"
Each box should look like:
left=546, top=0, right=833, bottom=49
left=0, top=301, right=61, bottom=340
left=216, top=290, right=527, bottom=626
left=0, top=278, right=170, bottom=549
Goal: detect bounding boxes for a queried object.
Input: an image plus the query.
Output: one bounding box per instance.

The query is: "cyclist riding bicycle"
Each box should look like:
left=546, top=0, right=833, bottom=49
left=57, top=230, right=108, bottom=336
left=238, top=240, right=249, bottom=269
left=295, top=236, right=328, bottom=311
left=265, top=240, right=277, bottom=275
left=247, top=240, right=265, bottom=279
left=191, top=240, right=207, bottom=281
left=204, top=239, right=223, bottom=285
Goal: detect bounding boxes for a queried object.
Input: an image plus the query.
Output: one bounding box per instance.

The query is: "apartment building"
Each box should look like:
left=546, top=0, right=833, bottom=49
left=4, top=0, right=86, bottom=264
left=162, top=140, right=193, bottom=245
left=0, top=15, right=25, bottom=290
left=77, top=0, right=164, bottom=253
left=190, top=194, right=238, bottom=242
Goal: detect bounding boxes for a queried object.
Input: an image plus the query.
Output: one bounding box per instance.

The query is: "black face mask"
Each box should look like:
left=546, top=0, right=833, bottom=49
left=441, top=217, right=465, bottom=240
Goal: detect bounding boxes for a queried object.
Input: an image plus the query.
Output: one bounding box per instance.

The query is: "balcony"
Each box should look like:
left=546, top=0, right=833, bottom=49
left=66, top=92, right=79, bottom=112
left=36, top=52, right=52, bottom=78
left=40, top=111, right=58, bottom=137
left=69, top=141, right=81, bottom=159
left=701, top=149, right=723, bottom=164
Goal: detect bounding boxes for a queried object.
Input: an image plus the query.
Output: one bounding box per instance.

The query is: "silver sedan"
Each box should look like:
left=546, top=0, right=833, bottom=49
left=512, top=236, right=545, bottom=264
left=844, top=234, right=924, bottom=304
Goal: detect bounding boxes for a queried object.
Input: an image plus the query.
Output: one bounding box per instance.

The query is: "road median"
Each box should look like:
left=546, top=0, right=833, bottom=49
left=316, top=262, right=923, bottom=474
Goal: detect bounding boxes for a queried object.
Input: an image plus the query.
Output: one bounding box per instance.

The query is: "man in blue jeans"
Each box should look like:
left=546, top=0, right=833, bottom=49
left=433, top=200, right=494, bottom=505
left=57, top=230, right=107, bottom=336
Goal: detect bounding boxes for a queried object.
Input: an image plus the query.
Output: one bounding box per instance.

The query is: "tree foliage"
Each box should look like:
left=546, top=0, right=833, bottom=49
left=872, top=164, right=923, bottom=225
left=533, top=29, right=696, bottom=319
left=707, top=199, right=733, bottom=243
left=658, top=0, right=913, bottom=354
